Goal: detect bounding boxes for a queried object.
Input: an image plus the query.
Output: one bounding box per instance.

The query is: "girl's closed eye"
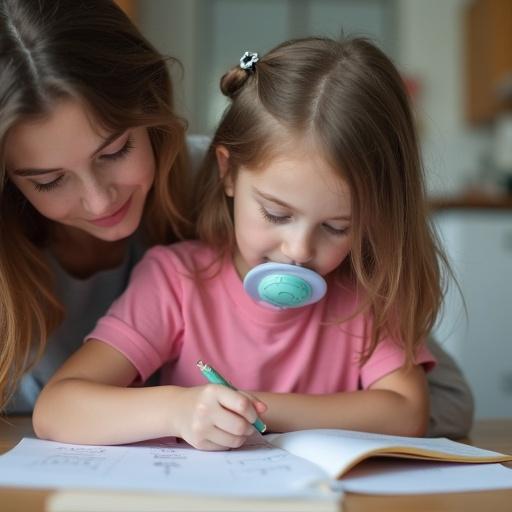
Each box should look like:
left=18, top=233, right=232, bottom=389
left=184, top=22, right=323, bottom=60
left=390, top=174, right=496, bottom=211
left=323, top=223, right=350, bottom=236
left=259, top=205, right=290, bottom=224
left=259, top=205, right=350, bottom=235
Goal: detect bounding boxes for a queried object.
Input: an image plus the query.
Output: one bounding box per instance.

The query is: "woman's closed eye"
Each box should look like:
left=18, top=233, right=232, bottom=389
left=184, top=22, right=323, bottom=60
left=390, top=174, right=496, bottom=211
left=33, top=175, right=65, bottom=192
left=100, top=136, right=134, bottom=162
left=32, top=136, right=135, bottom=192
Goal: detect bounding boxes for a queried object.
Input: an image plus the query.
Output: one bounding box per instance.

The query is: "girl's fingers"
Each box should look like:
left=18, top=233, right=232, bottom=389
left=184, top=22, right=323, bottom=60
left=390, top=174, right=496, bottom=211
left=213, top=406, right=255, bottom=437
left=193, top=437, right=232, bottom=451
left=206, top=425, right=250, bottom=449
left=216, top=387, right=261, bottom=425
left=253, top=399, right=267, bottom=414
left=189, top=385, right=266, bottom=449
left=238, top=390, right=267, bottom=414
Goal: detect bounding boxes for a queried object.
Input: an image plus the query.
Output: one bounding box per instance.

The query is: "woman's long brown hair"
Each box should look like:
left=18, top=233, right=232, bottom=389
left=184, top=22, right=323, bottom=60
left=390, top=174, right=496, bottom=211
left=0, top=0, right=192, bottom=410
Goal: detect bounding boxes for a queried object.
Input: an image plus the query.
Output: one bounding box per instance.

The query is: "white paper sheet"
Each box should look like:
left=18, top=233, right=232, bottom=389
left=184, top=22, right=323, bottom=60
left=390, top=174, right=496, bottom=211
left=266, top=428, right=511, bottom=478
left=1, top=434, right=510, bottom=498
left=0, top=436, right=331, bottom=498
left=336, top=459, right=512, bottom=494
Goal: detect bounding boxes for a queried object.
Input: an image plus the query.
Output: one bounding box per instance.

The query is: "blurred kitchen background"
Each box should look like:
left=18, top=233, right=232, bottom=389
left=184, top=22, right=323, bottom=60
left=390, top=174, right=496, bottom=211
left=117, top=0, right=512, bottom=420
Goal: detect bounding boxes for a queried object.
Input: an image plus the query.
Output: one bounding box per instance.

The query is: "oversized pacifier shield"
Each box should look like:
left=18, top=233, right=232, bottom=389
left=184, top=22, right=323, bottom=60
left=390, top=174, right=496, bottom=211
left=258, top=274, right=312, bottom=307
left=243, top=262, right=327, bottom=309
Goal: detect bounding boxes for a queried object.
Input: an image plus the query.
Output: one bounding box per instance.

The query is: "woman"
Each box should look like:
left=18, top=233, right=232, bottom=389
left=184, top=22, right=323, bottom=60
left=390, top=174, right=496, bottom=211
left=0, top=0, right=199, bottom=411
left=0, top=0, right=473, bottom=438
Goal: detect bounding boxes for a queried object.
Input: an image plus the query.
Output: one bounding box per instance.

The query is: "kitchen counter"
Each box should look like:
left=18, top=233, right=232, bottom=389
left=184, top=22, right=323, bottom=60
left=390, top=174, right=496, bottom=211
left=429, top=191, right=512, bottom=211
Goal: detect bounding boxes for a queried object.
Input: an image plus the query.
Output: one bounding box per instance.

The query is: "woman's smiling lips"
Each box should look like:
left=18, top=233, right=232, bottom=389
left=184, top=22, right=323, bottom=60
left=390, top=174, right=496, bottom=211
left=88, top=196, right=132, bottom=228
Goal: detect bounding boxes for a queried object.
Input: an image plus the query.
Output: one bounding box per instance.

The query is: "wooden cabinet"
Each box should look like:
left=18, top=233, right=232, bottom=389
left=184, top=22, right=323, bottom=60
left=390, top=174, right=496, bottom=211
left=465, top=0, right=512, bottom=124
left=114, top=0, right=137, bottom=21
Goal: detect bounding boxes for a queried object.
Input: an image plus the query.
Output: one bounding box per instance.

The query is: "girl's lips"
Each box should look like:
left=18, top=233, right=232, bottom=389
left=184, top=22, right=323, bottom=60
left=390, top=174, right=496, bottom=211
left=89, top=196, right=132, bottom=228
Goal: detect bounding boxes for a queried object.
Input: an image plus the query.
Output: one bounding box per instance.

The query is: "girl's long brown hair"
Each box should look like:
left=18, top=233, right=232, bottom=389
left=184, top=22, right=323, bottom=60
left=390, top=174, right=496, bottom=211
left=0, top=0, right=192, bottom=410
left=195, top=37, right=450, bottom=365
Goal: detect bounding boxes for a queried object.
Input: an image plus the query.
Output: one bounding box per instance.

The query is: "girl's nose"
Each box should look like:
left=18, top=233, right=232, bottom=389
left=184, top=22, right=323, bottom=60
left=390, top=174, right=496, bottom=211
left=81, top=179, right=117, bottom=217
left=282, top=230, right=314, bottom=265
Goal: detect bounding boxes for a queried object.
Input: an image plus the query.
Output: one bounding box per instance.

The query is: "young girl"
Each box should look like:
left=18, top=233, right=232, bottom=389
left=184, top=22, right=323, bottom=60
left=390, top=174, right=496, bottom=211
left=0, top=0, right=200, bottom=413
left=34, top=36, right=469, bottom=449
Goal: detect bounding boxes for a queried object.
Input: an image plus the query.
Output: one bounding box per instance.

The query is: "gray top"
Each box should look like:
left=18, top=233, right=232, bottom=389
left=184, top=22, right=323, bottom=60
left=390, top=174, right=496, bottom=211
left=6, top=237, right=145, bottom=413
left=6, top=134, right=474, bottom=438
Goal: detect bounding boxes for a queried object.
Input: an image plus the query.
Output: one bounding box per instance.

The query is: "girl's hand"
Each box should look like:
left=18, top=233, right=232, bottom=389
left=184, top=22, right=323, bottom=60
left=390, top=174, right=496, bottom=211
left=173, top=385, right=267, bottom=450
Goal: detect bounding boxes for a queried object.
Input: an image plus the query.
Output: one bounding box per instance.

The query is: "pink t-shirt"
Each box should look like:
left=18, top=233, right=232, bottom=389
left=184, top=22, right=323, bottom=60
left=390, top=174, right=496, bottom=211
left=87, top=241, right=435, bottom=392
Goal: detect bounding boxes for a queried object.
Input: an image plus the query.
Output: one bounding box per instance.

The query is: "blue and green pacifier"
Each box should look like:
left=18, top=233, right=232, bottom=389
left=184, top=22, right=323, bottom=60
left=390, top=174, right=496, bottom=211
left=243, top=262, right=327, bottom=309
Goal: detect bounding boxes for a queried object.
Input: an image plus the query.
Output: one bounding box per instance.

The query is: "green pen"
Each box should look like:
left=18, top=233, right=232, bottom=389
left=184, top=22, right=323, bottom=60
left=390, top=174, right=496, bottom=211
left=196, top=360, right=267, bottom=433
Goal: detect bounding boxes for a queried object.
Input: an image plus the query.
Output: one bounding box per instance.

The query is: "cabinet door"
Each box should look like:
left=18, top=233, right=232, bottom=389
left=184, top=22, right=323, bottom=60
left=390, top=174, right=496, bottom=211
left=465, top=0, right=512, bottom=124
left=433, top=211, right=512, bottom=418
left=114, top=0, right=137, bottom=21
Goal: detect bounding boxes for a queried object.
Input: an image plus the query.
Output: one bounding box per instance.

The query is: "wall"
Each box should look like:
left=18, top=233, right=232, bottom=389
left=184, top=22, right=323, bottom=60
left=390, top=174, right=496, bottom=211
left=138, top=0, right=491, bottom=197
left=138, top=0, right=201, bottom=129
left=138, top=0, right=397, bottom=132
left=396, top=0, right=492, bottom=196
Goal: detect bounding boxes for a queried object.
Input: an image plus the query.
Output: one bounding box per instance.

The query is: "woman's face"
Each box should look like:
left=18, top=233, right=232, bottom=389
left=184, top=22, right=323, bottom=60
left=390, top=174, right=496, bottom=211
left=5, top=99, right=155, bottom=242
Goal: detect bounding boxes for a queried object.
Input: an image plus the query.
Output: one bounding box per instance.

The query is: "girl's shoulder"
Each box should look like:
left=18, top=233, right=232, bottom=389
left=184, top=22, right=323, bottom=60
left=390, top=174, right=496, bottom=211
left=142, top=240, right=219, bottom=273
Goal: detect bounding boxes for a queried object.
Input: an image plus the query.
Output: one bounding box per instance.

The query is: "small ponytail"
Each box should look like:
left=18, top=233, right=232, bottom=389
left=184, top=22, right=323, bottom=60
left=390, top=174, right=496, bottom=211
left=220, top=51, right=259, bottom=99
left=220, top=66, right=251, bottom=98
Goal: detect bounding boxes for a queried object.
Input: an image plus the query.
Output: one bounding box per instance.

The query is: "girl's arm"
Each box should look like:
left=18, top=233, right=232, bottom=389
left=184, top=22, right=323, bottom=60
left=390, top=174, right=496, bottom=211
left=33, top=340, right=265, bottom=449
left=255, top=365, right=429, bottom=436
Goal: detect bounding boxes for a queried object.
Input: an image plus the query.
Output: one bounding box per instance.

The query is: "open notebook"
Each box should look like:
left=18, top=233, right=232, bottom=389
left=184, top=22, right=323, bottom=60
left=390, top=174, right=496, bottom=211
left=265, top=428, right=512, bottom=477
left=1, top=429, right=511, bottom=512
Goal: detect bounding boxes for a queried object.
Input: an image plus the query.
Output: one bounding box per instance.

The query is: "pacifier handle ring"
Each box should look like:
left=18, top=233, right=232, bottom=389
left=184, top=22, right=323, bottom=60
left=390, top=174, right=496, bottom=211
left=243, top=262, right=327, bottom=309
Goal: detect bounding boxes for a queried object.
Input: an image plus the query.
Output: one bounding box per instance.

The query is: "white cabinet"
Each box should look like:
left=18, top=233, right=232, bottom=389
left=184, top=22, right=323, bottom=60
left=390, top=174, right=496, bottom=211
left=433, top=211, right=512, bottom=418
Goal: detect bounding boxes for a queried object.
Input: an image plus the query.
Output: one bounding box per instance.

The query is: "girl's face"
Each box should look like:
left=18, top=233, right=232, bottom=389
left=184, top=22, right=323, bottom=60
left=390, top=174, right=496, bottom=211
left=5, top=99, right=155, bottom=242
left=220, top=146, right=353, bottom=280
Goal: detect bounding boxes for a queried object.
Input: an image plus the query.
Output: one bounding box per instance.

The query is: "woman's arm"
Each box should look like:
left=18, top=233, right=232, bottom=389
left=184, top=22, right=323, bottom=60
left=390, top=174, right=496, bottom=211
left=255, top=365, right=429, bottom=436
left=426, top=337, right=474, bottom=438
left=33, top=340, right=265, bottom=449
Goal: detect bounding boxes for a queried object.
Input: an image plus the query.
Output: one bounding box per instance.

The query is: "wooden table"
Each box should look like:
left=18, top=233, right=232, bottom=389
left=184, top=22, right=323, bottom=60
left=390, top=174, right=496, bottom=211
left=1, top=416, right=511, bottom=512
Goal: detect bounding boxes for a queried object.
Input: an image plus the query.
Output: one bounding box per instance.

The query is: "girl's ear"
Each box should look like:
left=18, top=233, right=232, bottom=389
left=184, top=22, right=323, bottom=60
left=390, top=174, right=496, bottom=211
left=215, top=145, right=234, bottom=197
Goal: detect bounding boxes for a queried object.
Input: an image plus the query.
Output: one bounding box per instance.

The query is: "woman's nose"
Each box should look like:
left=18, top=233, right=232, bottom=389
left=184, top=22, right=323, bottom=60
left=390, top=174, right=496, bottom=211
left=81, top=179, right=116, bottom=216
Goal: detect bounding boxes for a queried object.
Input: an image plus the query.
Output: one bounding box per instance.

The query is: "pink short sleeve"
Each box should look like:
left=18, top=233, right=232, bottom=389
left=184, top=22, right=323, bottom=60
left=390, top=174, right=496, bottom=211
left=360, top=339, right=436, bottom=389
left=86, top=247, right=184, bottom=382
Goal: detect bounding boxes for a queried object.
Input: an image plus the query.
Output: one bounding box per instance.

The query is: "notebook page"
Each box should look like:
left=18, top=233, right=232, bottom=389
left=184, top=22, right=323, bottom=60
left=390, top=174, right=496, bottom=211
left=0, top=435, right=330, bottom=498
left=338, top=459, right=512, bottom=494
left=266, top=429, right=510, bottom=478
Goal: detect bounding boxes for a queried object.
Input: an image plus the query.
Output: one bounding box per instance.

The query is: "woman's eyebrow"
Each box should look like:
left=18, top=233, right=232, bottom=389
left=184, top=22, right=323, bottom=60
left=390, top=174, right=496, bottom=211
left=12, top=131, right=125, bottom=176
left=13, top=167, right=61, bottom=177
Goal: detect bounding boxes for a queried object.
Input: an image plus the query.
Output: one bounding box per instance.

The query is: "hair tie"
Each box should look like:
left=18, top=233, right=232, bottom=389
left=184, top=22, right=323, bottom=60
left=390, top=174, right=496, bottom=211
left=239, top=51, right=259, bottom=71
